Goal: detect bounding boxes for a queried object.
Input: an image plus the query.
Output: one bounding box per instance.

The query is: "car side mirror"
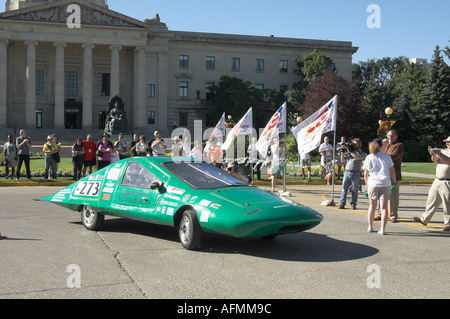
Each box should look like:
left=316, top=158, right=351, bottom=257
left=150, top=181, right=161, bottom=190
left=150, top=182, right=165, bottom=193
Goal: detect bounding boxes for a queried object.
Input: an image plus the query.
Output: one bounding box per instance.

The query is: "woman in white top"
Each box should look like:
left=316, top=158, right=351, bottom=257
left=363, top=139, right=396, bottom=235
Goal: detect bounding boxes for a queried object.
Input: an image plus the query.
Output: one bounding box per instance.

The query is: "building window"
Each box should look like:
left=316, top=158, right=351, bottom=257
left=280, top=85, right=288, bottom=93
left=179, top=55, right=189, bottom=68
left=231, top=58, right=240, bottom=71
left=179, top=81, right=188, bottom=99
left=255, top=84, right=264, bottom=91
left=280, top=60, right=288, bottom=73
left=179, top=113, right=188, bottom=127
left=36, top=109, right=42, bottom=128
left=256, top=59, right=264, bottom=72
left=98, top=73, right=110, bottom=96
left=148, top=84, right=156, bottom=97
left=36, top=70, right=45, bottom=95
left=65, top=71, right=78, bottom=96
left=206, top=56, right=215, bottom=70
left=206, top=82, right=215, bottom=100
left=148, top=111, right=155, bottom=125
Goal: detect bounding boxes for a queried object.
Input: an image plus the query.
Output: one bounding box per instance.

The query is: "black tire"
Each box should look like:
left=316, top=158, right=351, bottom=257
left=179, top=210, right=202, bottom=250
left=80, top=205, right=104, bottom=231
left=262, top=234, right=277, bottom=240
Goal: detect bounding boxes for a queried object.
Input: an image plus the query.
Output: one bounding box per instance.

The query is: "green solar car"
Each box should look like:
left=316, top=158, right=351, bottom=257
left=37, top=157, right=323, bottom=250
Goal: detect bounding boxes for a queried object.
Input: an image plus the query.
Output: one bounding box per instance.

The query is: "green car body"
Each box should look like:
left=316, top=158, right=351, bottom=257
left=37, top=157, right=323, bottom=249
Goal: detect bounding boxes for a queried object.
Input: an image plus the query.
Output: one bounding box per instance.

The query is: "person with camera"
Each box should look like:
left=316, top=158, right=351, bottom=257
left=339, top=138, right=365, bottom=210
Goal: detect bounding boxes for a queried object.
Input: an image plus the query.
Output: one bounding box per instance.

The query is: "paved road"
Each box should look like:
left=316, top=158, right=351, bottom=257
left=0, top=184, right=449, bottom=300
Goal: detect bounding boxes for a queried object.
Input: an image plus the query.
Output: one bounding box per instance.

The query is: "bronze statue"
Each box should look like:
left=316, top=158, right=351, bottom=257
left=104, top=96, right=128, bottom=136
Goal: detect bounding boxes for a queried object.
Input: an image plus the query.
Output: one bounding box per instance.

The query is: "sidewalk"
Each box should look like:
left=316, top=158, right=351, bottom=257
left=0, top=173, right=434, bottom=187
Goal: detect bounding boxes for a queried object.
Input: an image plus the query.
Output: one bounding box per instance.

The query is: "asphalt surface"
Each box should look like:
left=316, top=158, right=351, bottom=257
left=0, top=183, right=449, bottom=300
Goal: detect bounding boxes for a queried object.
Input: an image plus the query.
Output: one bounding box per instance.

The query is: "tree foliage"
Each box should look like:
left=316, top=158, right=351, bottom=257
left=416, top=45, right=450, bottom=145
left=287, top=49, right=336, bottom=108
left=210, top=75, right=264, bottom=128
left=300, top=70, right=363, bottom=141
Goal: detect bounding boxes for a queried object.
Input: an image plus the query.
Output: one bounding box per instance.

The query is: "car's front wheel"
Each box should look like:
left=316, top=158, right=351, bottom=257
left=179, top=210, right=202, bottom=250
left=80, top=205, right=104, bottom=231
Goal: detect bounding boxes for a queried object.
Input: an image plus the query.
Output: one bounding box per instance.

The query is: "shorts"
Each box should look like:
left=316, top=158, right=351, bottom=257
left=270, top=165, right=285, bottom=176
left=367, top=186, right=391, bottom=201
left=301, top=158, right=311, bottom=168
left=6, top=157, right=17, bottom=167
left=84, top=158, right=97, bottom=167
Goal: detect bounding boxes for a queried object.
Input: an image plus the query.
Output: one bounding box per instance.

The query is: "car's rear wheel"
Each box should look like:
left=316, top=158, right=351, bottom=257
left=179, top=210, right=202, bottom=250
left=81, top=205, right=104, bottom=231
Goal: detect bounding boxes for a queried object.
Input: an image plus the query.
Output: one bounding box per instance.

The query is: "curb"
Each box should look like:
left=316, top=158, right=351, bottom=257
left=0, top=180, right=434, bottom=187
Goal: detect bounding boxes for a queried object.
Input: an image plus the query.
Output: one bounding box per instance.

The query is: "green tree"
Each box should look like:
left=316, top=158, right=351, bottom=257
left=209, top=75, right=264, bottom=128
left=417, top=45, right=450, bottom=145
left=352, top=57, right=418, bottom=140
left=286, top=49, right=335, bottom=108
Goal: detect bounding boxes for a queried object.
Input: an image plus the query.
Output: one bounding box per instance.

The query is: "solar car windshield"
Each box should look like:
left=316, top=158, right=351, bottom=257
left=163, top=162, right=248, bottom=189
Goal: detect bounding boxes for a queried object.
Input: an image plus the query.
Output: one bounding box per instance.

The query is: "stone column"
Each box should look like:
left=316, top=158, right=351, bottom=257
left=109, top=44, right=122, bottom=97
left=82, top=43, right=95, bottom=129
left=134, top=46, right=146, bottom=129
left=0, top=39, right=8, bottom=128
left=157, top=52, right=168, bottom=135
left=54, top=41, right=66, bottom=129
left=25, top=40, right=38, bottom=128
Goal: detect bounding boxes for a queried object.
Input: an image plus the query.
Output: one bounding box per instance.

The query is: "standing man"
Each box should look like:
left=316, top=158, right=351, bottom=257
left=151, top=131, right=167, bottom=156
left=82, top=134, right=97, bottom=177
left=339, top=138, right=365, bottom=210
left=413, top=136, right=450, bottom=231
left=16, top=129, right=32, bottom=181
left=319, top=136, right=333, bottom=179
left=380, top=130, right=404, bottom=222
left=336, top=136, right=347, bottom=180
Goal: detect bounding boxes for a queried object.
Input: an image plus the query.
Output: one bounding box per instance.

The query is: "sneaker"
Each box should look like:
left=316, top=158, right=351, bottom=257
left=339, top=204, right=345, bottom=209
left=352, top=204, right=357, bottom=210
left=5, top=176, right=8, bottom=179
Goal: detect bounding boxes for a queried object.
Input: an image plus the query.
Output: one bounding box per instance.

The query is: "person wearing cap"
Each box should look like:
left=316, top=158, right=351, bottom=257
left=413, top=136, right=450, bottom=231
left=380, top=130, right=403, bottom=222
left=43, top=135, right=58, bottom=179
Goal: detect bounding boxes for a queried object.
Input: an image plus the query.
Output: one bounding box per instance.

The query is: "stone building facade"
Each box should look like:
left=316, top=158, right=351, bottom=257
left=0, top=0, right=358, bottom=138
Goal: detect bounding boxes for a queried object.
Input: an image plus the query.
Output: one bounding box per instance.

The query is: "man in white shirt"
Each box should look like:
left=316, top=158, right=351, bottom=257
left=319, top=136, right=333, bottom=179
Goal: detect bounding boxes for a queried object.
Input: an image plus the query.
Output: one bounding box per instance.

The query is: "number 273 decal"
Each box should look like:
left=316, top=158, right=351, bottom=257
left=74, top=181, right=100, bottom=197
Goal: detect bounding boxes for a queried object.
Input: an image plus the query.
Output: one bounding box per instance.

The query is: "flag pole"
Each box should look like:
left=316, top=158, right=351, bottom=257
left=329, top=95, right=338, bottom=206
left=330, top=130, right=336, bottom=206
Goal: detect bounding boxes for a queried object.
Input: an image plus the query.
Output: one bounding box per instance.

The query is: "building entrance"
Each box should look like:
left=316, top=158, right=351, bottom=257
left=64, top=99, right=83, bottom=129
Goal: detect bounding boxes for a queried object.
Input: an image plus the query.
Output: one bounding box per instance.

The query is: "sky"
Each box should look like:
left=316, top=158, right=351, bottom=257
left=106, top=0, right=450, bottom=64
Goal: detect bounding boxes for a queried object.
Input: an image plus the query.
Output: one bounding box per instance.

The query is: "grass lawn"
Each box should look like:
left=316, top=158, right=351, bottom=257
left=0, top=158, right=435, bottom=183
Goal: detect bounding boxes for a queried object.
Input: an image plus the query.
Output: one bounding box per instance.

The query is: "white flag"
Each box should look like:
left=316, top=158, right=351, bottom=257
left=256, top=102, right=287, bottom=158
left=221, top=108, right=253, bottom=151
left=208, top=113, right=226, bottom=141
left=292, top=95, right=337, bottom=154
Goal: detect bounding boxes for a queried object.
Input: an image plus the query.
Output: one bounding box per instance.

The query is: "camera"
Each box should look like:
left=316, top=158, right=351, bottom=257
left=343, top=142, right=356, bottom=152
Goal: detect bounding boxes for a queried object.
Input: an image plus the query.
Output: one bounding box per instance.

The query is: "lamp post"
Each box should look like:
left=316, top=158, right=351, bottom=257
left=385, top=107, right=394, bottom=131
